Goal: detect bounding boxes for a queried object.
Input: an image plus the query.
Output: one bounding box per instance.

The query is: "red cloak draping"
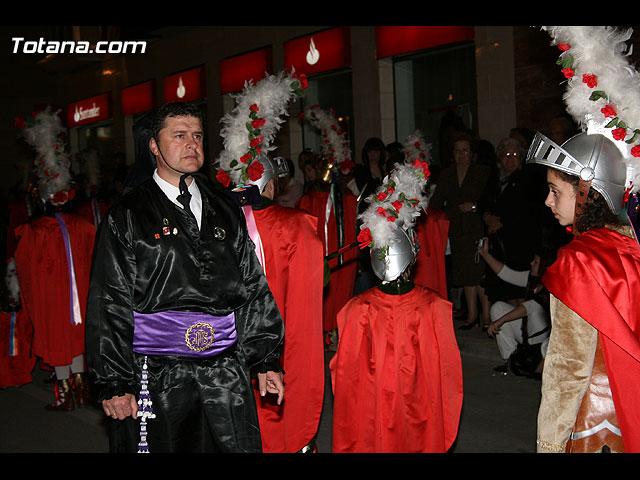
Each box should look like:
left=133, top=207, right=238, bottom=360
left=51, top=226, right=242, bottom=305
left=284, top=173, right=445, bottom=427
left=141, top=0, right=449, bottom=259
left=251, top=204, right=325, bottom=452
left=543, top=227, right=640, bottom=452
left=13, top=214, right=96, bottom=367
left=329, top=285, right=463, bottom=453
left=296, top=189, right=358, bottom=332
left=413, top=206, right=449, bottom=298
left=75, top=198, right=111, bottom=227
left=0, top=308, right=35, bottom=387
left=6, top=199, right=30, bottom=260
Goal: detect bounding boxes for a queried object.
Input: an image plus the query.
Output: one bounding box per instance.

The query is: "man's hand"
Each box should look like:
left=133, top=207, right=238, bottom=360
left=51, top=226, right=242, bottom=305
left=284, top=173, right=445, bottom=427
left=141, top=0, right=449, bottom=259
left=257, top=371, right=284, bottom=405
left=102, top=393, right=138, bottom=420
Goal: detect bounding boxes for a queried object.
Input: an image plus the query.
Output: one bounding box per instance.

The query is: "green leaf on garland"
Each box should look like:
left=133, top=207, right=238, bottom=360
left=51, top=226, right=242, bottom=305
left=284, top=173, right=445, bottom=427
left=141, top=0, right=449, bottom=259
left=230, top=159, right=238, bottom=168
left=589, top=90, right=608, bottom=101
left=605, top=117, right=619, bottom=128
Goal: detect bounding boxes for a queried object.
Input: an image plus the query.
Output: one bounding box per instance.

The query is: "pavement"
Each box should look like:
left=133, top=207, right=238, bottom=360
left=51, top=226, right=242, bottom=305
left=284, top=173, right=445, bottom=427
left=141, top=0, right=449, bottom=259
left=0, top=316, right=543, bottom=454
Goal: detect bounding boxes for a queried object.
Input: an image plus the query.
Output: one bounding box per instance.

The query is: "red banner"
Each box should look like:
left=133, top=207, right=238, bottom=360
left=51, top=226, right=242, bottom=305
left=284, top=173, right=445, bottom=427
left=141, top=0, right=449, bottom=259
left=163, top=66, right=206, bottom=103
left=284, top=27, right=351, bottom=76
left=121, top=80, right=155, bottom=117
left=67, top=93, right=111, bottom=128
left=220, top=47, right=273, bottom=94
left=375, top=26, right=475, bottom=59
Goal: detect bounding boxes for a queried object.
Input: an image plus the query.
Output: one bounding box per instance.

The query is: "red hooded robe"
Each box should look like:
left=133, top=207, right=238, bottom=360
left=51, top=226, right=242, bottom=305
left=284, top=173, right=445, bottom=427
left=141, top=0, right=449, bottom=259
left=249, top=203, right=325, bottom=453
left=14, top=213, right=95, bottom=367
left=330, top=284, right=463, bottom=453
left=296, top=189, right=358, bottom=332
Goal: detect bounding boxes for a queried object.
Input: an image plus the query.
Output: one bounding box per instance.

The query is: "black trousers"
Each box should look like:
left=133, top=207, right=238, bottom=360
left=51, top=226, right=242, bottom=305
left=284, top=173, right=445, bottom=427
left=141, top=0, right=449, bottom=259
left=109, top=347, right=262, bottom=453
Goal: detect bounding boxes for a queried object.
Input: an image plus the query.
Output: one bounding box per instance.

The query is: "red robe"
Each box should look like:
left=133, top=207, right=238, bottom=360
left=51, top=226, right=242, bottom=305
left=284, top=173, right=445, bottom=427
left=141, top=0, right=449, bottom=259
left=250, top=203, right=325, bottom=452
left=75, top=197, right=111, bottom=227
left=330, top=285, right=463, bottom=453
left=0, top=308, right=35, bottom=387
left=413, top=207, right=449, bottom=299
left=296, top=189, right=358, bottom=331
left=14, top=214, right=96, bottom=367
left=6, top=199, right=30, bottom=260
left=543, top=227, right=640, bottom=452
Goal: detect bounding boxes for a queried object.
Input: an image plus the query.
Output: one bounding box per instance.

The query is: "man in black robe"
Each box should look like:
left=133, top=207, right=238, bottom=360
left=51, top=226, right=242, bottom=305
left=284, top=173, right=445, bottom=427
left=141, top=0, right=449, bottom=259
left=85, top=102, right=285, bottom=453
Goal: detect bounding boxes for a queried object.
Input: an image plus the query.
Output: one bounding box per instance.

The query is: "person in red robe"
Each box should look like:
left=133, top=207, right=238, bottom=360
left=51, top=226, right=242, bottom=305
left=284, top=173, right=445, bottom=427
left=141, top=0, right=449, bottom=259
left=296, top=182, right=358, bottom=349
left=330, top=159, right=463, bottom=453
left=238, top=174, right=325, bottom=453
left=413, top=206, right=449, bottom=298
left=528, top=130, right=640, bottom=452
left=0, top=258, right=35, bottom=388
left=14, top=205, right=96, bottom=410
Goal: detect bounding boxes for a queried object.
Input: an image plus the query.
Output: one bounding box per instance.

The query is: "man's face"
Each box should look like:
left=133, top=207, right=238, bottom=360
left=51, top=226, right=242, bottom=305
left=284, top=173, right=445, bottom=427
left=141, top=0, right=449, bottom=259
left=150, top=115, right=204, bottom=183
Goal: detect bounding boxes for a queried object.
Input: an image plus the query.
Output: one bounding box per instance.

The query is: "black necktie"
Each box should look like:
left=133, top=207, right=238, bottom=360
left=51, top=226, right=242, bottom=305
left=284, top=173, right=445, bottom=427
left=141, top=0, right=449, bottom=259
left=177, top=174, right=193, bottom=216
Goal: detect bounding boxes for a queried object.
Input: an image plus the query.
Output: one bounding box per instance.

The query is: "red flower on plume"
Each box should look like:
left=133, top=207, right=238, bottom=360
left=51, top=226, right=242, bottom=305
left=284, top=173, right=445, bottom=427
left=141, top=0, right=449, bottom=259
left=250, top=104, right=259, bottom=112
left=582, top=74, right=598, bottom=88
left=601, top=105, right=617, bottom=118
left=412, top=158, right=431, bottom=177
left=251, top=118, right=266, bottom=129
left=376, top=191, right=388, bottom=202
left=357, top=227, right=372, bottom=249
left=216, top=169, right=231, bottom=188
left=561, top=68, right=575, bottom=79
left=298, top=74, right=308, bottom=89
left=377, top=207, right=387, bottom=217
left=14, top=115, right=25, bottom=129
left=339, top=159, right=355, bottom=174
left=52, top=190, right=68, bottom=204
left=387, top=215, right=396, bottom=222
left=392, top=200, right=402, bottom=212
left=247, top=160, right=264, bottom=181
left=612, top=127, right=627, bottom=141
left=240, top=152, right=253, bottom=164
left=387, top=186, right=395, bottom=194
left=250, top=136, right=262, bottom=148
left=631, top=145, right=640, bottom=158
left=558, top=43, right=570, bottom=51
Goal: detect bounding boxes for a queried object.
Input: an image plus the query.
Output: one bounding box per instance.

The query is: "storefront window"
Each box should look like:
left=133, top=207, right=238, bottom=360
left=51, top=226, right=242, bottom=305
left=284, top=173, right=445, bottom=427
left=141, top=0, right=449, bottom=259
left=394, top=41, right=477, bottom=168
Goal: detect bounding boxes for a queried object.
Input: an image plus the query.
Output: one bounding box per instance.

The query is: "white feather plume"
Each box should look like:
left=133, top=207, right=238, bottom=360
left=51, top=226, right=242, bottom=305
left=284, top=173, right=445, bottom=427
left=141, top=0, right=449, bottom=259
left=22, top=108, right=72, bottom=202
left=357, top=130, right=432, bottom=252
left=215, top=70, right=306, bottom=185
left=541, top=25, right=640, bottom=192
left=303, top=105, right=354, bottom=173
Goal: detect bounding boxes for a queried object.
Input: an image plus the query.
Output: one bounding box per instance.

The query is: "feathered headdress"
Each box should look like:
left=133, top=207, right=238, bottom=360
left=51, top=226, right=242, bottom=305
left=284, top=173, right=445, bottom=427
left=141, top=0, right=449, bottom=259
left=357, top=130, right=432, bottom=257
left=16, top=107, right=75, bottom=205
left=302, top=105, right=355, bottom=174
left=214, top=70, right=307, bottom=188
left=541, top=26, right=640, bottom=192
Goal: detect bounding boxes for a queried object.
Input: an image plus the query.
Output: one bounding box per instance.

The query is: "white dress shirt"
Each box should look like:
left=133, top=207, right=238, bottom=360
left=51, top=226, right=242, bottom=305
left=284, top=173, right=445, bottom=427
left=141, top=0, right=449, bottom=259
left=153, top=169, right=203, bottom=230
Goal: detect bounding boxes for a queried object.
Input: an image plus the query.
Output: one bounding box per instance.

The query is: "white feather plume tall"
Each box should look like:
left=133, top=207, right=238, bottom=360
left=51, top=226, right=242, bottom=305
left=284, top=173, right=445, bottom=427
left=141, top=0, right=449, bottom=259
left=302, top=105, right=354, bottom=174
left=541, top=25, right=640, bottom=192
left=357, top=130, right=432, bottom=253
left=22, top=108, right=72, bottom=203
left=215, top=70, right=306, bottom=186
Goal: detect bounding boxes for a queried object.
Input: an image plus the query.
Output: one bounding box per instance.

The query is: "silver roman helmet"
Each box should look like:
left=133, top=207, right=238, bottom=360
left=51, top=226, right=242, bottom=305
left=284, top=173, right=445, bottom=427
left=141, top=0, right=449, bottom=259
left=249, top=153, right=289, bottom=193
left=526, top=131, right=628, bottom=214
left=370, top=223, right=420, bottom=283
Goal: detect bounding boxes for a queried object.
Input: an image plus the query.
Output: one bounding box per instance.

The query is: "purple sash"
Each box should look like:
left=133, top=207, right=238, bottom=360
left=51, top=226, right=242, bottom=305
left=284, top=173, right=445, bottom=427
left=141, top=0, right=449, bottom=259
left=133, top=310, right=237, bottom=358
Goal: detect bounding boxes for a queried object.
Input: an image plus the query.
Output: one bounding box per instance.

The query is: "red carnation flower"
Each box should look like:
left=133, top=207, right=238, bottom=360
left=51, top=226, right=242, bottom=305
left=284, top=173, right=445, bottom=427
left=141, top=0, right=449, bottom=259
left=216, top=169, right=231, bottom=188
left=251, top=118, right=266, bottom=129
left=339, top=159, right=355, bottom=174
left=392, top=200, right=402, bottom=212
left=249, top=104, right=259, bottom=112
left=558, top=43, right=570, bottom=51
left=377, top=207, right=387, bottom=217
left=387, top=215, right=396, bottom=222
left=357, top=227, right=372, bottom=249
left=582, top=74, right=598, bottom=88
left=561, top=68, right=575, bottom=79
left=247, top=160, right=264, bottom=181
left=601, top=105, right=617, bottom=118
left=631, top=145, right=640, bottom=157
left=298, top=74, right=308, bottom=89
left=376, top=191, right=388, bottom=201
left=240, top=153, right=253, bottom=164
left=612, top=127, right=627, bottom=141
